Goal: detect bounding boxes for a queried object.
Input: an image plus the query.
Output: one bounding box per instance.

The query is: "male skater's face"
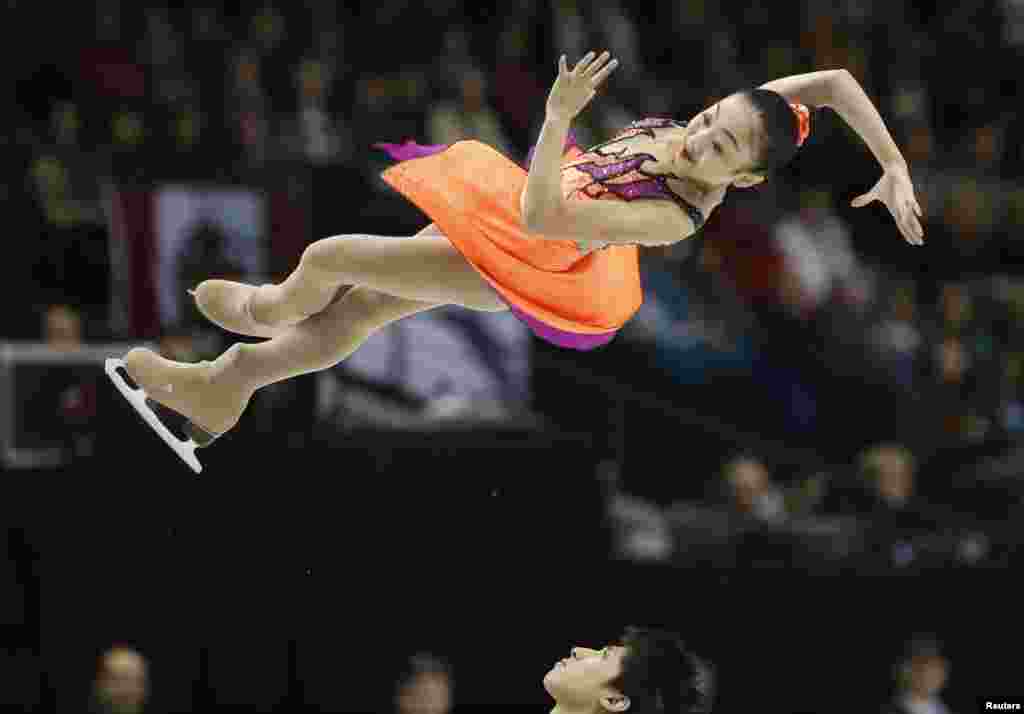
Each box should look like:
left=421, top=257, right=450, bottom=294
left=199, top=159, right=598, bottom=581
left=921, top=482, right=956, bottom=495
left=543, top=644, right=629, bottom=712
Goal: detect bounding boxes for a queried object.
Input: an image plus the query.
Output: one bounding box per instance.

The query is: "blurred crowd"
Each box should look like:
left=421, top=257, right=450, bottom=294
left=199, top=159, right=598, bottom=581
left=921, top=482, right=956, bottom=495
left=3, top=1, right=1024, bottom=559
left=62, top=636, right=953, bottom=714
left=79, top=645, right=456, bottom=714
left=602, top=439, right=1007, bottom=572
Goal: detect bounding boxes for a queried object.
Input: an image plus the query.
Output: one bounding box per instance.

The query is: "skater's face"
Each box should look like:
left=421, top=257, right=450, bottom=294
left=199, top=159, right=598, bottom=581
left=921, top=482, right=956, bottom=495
left=396, top=671, right=452, bottom=714
left=907, top=655, right=948, bottom=697
left=669, top=93, right=766, bottom=189
left=95, top=648, right=149, bottom=710
left=543, top=644, right=631, bottom=713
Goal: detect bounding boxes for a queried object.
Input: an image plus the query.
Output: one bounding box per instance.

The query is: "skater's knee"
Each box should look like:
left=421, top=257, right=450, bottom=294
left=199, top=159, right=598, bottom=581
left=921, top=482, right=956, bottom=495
left=341, top=287, right=403, bottom=330
left=295, top=287, right=410, bottom=367
left=300, top=287, right=396, bottom=347
left=299, top=236, right=350, bottom=274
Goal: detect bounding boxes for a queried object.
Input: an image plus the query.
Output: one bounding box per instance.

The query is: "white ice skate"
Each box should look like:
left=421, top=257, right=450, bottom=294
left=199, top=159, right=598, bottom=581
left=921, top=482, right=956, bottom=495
left=105, top=357, right=214, bottom=473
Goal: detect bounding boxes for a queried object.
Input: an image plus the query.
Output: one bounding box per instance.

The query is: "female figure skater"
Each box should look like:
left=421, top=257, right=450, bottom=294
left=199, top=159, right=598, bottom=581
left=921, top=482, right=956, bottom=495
left=108, top=52, right=925, bottom=472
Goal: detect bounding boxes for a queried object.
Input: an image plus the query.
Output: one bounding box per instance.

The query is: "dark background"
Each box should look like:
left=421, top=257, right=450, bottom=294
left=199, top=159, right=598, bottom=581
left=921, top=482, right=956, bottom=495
left=4, top=0, right=1024, bottom=711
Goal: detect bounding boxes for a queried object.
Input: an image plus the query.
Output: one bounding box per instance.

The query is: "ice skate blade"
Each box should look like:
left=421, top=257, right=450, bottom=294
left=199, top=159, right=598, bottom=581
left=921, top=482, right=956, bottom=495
left=105, top=357, right=207, bottom=474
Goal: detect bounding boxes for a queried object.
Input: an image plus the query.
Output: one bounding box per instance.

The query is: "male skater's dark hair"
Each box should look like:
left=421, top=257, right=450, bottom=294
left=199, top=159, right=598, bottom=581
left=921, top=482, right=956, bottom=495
left=608, top=626, right=715, bottom=713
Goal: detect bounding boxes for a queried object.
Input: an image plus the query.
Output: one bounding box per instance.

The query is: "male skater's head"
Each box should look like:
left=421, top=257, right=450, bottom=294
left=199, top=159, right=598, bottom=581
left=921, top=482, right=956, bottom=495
left=543, top=627, right=714, bottom=714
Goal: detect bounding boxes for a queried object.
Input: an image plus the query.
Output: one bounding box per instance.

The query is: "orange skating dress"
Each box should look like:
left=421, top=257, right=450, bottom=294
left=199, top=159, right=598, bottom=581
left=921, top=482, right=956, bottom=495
left=375, top=119, right=705, bottom=350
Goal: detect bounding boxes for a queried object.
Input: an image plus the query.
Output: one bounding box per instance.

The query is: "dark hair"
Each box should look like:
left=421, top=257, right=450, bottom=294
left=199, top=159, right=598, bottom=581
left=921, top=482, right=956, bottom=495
left=720, top=452, right=765, bottom=478
left=901, top=633, right=944, bottom=662
left=396, top=652, right=452, bottom=688
left=608, top=627, right=715, bottom=714
left=736, top=88, right=808, bottom=175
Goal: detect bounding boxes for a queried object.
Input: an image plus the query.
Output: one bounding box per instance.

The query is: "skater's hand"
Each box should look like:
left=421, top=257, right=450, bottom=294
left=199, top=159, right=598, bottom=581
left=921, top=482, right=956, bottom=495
left=851, top=163, right=925, bottom=246
left=545, top=50, right=619, bottom=123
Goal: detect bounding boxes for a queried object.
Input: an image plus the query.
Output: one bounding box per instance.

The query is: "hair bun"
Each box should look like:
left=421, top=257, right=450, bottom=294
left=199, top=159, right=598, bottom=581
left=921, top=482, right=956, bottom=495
left=790, top=103, right=811, bottom=147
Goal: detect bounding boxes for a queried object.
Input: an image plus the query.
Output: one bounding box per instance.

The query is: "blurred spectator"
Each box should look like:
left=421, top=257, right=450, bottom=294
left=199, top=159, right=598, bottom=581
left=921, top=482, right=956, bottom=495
left=999, top=349, right=1024, bottom=434
left=433, top=26, right=477, bottom=92
left=815, top=443, right=993, bottom=568
left=938, top=283, right=972, bottom=336
left=936, top=178, right=994, bottom=263
left=228, top=48, right=271, bottom=167
left=870, top=282, right=922, bottom=387
left=394, top=653, right=453, bottom=714
left=427, top=67, right=514, bottom=158
left=969, top=122, right=1005, bottom=178
left=78, top=2, right=146, bottom=105
left=774, top=188, right=871, bottom=321
left=280, top=58, right=352, bottom=165
left=598, top=460, right=673, bottom=562
left=863, top=443, right=916, bottom=510
left=720, top=454, right=788, bottom=525
left=90, top=646, right=149, bottom=714
left=929, top=332, right=986, bottom=441
left=41, top=304, right=100, bottom=460
left=44, top=304, right=84, bottom=351
left=191, top=6, right=230, bottom=46
left=824, top=444, right=961, bottom=545
left=140, top=7, right=195, bottom=110
left=882, top=635, right=954, bottom=714
left=29, top=133, right=90, bottom=215
left=248, top=4, right=286, bottom=58
left=824, top=444, right=912, bottom=520
left=29, top=102, right=110, bottom=316
left=901, top=120, right=942, bottom=220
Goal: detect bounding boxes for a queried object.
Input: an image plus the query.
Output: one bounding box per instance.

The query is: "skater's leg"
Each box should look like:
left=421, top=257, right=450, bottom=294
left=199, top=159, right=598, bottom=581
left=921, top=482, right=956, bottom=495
left=228, top=286, right=443, bottom=392
left=248, top=228, right=506, bottom=326
left=192, top=223, right=506, bottom=338
left=122, top=287, right=443, bottom=436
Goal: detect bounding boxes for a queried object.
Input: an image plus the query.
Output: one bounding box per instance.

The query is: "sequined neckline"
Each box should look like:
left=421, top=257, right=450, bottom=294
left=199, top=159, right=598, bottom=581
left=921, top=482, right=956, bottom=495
left=566, top=118, right=706, bottom=251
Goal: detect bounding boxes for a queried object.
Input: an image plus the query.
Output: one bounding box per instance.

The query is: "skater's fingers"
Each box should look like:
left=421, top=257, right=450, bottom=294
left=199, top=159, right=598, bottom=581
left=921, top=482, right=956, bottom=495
left=590, top=58, right=619, bottom=87
left=581, top=50, right=612, bottom=78
left=572, top=51, right=596, bottom=75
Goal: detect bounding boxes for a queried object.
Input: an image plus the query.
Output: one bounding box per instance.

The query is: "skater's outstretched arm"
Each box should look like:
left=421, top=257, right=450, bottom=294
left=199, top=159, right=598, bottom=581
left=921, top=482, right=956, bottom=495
left=759, top=69, right=925, bottom=244
left=759, top=69, right=904, bottom=171
left=522, top=50, right=704, bottom=246
left=521, top=51, right=614, bottom=231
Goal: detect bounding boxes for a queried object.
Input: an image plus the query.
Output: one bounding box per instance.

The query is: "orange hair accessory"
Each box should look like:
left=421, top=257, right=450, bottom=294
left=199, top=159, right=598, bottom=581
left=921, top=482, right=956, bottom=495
left=790, top=103, right=811, bottom=147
